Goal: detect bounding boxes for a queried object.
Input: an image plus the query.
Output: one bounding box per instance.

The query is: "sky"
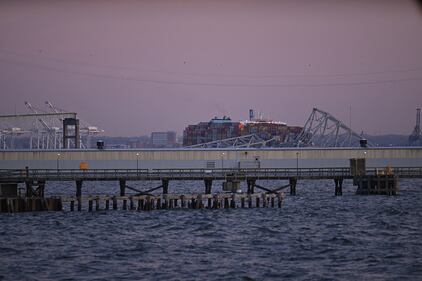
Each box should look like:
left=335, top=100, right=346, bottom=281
left=0, top=0, right=421, bottom=136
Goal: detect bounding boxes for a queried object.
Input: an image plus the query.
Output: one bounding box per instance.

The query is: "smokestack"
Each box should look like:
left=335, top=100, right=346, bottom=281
left=249, top=109, right=254, bottom=121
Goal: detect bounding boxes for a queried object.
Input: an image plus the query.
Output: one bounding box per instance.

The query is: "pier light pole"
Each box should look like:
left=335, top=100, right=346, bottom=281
left=296, top=152, right=299, bottom=176
left=221, top=152, right=225, bottom=171
left=136, top=153, right=140, bottom=171
left=363, top=151, right=367, bottom=173
left=56, top=153, right=61, bottom=171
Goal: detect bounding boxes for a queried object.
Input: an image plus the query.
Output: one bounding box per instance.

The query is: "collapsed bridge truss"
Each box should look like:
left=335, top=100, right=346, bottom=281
left=186, top=108, right=372, bottom=149
left=293, top=108, right=372, bottom=147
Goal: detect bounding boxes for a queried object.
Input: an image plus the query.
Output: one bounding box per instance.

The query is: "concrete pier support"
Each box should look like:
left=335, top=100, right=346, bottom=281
left=119, top=179, right=126, bottom=196
left=247, top=179, right=256, bottom=194
left=25, top=181, right=32, bottom=197
left=38, top=181, right=45, bottom=197
left=204, top=179, right=213, bottom=194
left=76, top=180, right=83, bottom=197
left=334, top=178, right=343, bottom=196
left=25, top=181, right=45, bottom=197
left=289, top=178, right=297, bottom=196
left=162, top=179, right=169, bottom=194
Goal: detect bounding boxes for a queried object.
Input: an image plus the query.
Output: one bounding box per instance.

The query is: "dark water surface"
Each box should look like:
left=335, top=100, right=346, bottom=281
left=1, top=180, right=421, bottom=281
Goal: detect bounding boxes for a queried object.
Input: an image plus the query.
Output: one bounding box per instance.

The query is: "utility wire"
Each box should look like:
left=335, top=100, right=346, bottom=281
left=1, top=47, right=422, bottom=79
left=0, top=57, right=421, bottom=88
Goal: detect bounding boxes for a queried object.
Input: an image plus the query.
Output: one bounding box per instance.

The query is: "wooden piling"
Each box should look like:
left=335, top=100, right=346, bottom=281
left=137, top=198, right=143, bottom=210
left=164, top=197, right=169, bottom=209
left=129, top=197, right=134, bottom=210
left=70, top=200, right=74, bottom=211
left=95, top=197, right=100, bottom=211
left=112, top=197, right=118, bottom=210
left=213, top=194, right=218, bottom=209
left=230, top=194, right=236, bottom=208
left=334, top=178, right=343, bottom=196
left=289, top=178, right=297, bottom=196
left=277, top=193, right=283, bottom=208
left=88, top=199, right=93, bottom=212
left=262, top=194, right=267, bottom=208
left=196, top=194, right=202, bottom=209
left=146, top=196, right=151, bottom=211
left=224, top=197, right=229, bottom=209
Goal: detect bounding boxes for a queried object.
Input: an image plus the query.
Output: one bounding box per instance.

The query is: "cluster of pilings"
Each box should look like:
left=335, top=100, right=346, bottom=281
left=63, top=193, right=285, bottom=212
left=0, top=197, right=62, bottom=213
left=355, top=175, right=398, bottom=195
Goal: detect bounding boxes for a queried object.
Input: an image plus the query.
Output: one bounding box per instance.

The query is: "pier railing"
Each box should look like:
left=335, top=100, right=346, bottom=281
left=1, top=167, right=422, bottom=182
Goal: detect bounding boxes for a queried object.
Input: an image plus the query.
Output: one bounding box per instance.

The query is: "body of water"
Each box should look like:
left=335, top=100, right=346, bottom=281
left=1, top=179, right=421, bottom=280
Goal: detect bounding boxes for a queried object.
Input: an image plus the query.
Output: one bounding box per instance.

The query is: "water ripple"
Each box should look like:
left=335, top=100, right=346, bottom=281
left=0, top=180, right=421, bottom=280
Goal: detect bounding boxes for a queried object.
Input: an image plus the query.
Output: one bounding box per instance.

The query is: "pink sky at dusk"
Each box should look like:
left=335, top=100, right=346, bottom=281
left=0, top=0, right=421, bottom=136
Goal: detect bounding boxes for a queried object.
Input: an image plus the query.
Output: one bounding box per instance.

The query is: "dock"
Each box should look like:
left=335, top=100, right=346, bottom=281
left=0, top=166, right=421, bottom=213
left=1, top=147, right=422, bottom=213
left=0, top=193, right=285, bottom=213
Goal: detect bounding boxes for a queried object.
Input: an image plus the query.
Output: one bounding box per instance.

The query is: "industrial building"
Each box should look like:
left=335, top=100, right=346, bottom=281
left=151, top=131, right=177, bottom=147
left=183, top=110, right=302, bottom=147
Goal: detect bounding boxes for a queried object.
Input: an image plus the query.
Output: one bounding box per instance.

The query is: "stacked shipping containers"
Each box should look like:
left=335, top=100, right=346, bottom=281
left=183, top=116, right=302, bottom=146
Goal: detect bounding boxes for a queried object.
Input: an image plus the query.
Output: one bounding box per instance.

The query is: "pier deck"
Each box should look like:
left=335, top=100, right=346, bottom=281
left=1, top=167, right=422, bottom=183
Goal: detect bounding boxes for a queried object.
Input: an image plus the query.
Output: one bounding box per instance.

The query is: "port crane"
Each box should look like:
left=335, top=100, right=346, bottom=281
left=45, top=101, right=104, bottom=148
left=24, top=101, right=62, bottom=149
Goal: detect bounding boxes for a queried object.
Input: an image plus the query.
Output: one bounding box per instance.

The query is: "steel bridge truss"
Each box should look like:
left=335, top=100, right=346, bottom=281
left=186, top=134, right=278, bottom=148
left=294, top=108, right=372, bottom=147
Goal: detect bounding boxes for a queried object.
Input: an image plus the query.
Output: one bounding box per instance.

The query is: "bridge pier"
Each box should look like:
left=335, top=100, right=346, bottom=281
left=119, top=179, right=126, bottom=196
left=289, top=178, right=297, bottom=196
left=204, top=179, right=213, bottom=194
left=162, top=179, right=169, bottom=194
left=76, top=180, right=83, bottom=197
left=247, top=179, right=256, bottom=194
left=334, top=178, right=343, bottom=196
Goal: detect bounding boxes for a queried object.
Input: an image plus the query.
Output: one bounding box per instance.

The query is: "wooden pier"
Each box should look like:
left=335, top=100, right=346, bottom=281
left=1, top=166, right=421, bottom=213
left=0, top=193, right=285, bottom=213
